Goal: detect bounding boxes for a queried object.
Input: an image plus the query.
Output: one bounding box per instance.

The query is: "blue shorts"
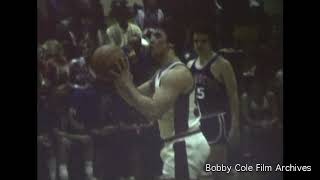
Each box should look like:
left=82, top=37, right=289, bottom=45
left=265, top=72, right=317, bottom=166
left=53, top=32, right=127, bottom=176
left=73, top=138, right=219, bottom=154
left=200, top=112, right=231, bottom=145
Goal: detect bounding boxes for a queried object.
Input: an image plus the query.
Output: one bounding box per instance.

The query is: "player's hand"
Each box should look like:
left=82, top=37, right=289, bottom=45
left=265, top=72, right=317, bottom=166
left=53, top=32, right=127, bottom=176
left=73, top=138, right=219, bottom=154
left=110, top=56, right=133, bottom=88
left=110, top=57, right=134, bottom=103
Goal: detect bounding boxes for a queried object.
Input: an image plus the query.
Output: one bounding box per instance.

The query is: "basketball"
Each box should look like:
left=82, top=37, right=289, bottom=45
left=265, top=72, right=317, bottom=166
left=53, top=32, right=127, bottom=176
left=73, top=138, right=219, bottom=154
left=90, top=45, right=123, bottom=81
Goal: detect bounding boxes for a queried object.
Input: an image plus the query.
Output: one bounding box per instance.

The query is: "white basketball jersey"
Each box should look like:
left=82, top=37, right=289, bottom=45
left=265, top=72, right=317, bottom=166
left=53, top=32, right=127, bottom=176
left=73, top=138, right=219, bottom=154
left=154, top=61, right=201, bottom=139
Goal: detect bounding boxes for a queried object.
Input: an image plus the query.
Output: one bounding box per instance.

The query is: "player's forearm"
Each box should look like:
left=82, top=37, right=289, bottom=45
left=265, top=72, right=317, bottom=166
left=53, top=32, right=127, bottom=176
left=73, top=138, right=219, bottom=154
left=125, top=84, right=161, bottom=122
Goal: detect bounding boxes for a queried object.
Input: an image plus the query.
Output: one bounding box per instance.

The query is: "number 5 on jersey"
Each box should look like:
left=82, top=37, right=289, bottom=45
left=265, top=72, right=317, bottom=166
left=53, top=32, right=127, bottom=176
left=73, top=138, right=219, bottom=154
left=196, top=87, right=205, bottom=99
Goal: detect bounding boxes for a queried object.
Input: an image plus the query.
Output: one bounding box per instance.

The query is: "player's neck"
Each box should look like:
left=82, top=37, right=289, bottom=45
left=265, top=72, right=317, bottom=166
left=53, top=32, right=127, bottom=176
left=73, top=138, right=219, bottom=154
left=158, top=54, right=173, bottom=68
left=198, top=51, right=215, bottom=65
left=158, top=50, right=178, bottom=68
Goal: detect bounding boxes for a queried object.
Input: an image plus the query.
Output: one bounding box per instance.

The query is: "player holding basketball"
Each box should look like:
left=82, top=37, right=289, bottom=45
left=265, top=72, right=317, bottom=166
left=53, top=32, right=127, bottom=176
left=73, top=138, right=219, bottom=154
left=187, top=25, right=240, bottom=179
left=107, top=24, right=210, bottom=180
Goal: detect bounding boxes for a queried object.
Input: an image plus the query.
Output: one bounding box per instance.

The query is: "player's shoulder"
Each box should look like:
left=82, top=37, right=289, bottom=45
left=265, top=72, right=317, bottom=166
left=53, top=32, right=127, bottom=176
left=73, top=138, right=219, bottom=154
left=211, top=54, right=233, bottom=71
left=164, top=62, right=193, bottom=83
left=161, top=64, right=194, bottom=92
left=217, top=55, right=231, bottom=66
left=170, top=63, right=192, bottom=75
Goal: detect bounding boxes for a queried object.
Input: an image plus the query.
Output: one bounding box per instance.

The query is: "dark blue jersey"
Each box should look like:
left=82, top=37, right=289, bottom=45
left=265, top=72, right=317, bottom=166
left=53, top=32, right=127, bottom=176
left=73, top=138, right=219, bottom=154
left=190, top=54, right=230, bottom=116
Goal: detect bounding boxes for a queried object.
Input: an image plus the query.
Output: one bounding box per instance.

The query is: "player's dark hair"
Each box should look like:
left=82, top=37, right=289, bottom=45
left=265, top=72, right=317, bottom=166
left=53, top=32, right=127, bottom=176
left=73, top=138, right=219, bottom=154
left=191, top=22, right=216, bottom=48
left=158, top=18, right=176, bottom=45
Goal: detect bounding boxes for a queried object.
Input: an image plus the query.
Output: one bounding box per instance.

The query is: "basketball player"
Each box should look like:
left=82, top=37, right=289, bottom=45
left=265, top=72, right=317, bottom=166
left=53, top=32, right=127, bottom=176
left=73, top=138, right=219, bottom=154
left=110, top=26, right=211, bottom=180
left=187, top=25, right=240, bottom=179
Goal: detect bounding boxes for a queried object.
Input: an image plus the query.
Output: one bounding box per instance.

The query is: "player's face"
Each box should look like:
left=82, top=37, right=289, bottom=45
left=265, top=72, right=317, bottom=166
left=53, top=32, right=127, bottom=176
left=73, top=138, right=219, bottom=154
left=193, top=33, right=212, bottom=55
left=150, top=29, right=169, bottom=60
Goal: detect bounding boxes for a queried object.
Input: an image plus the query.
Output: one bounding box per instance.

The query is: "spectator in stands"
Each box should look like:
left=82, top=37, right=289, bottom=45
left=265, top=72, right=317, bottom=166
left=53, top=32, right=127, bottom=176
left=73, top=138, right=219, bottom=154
left=69, top=57, right=92, bottom=90
left=46, top=0, right=76, bottom=23
left=106, top=0, right=142, bottom=47
left=231, top=24, right=261, bottom=94
left=37, top=1, right=55, bottom=43
left=240, top=69, right=280, bottom=164
left=38, top=40, right=72, bottom=180
left=43, top=40, right=96, bottom=180
left=54, top=78, right=98, bottom=180
left=90, top=0, right=107, bottom=46
left=135, top=0, right=164, bottom=31
left=55, top=17, right=80, bottom=60
left=78, top=15, right=99, bottom=60
left=38, top=42, right=58, bottom=180
left=75, top=0, right=106, bottom=48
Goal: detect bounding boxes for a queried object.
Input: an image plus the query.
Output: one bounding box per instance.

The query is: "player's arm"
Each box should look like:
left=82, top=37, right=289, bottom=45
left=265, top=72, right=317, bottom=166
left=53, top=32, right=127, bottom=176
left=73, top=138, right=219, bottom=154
left=112, top=59, right=193, bottom=121
left=137, top=80, right=153, bottom=97
left=120, top=68, right=192, bottom=122
left=218, top=59, right=240, bottom=132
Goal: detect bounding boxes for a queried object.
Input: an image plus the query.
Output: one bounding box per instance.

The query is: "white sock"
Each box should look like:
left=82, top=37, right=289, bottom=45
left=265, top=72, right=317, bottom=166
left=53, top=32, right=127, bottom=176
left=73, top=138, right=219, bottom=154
left=59, top=164, right=69, bottom=180
left=48, top=157, right=56, bottom=180
left=84, top=161, right=94, bottom=178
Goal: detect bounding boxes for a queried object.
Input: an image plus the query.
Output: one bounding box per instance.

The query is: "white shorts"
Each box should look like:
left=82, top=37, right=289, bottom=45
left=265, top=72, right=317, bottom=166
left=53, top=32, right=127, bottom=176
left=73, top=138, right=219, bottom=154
left=160, top=132, right=211, bottom=179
